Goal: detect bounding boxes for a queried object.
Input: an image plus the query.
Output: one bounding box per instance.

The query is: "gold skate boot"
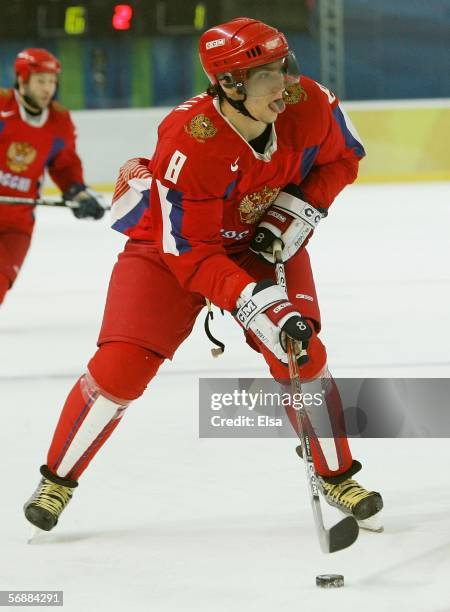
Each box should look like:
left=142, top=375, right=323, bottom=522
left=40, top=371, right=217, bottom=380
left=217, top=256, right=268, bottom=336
left=318, top=473, right=383, bottom=521
left=295, top=448, right=383, bottom=523
left=24, top=465, right=78, bottom=532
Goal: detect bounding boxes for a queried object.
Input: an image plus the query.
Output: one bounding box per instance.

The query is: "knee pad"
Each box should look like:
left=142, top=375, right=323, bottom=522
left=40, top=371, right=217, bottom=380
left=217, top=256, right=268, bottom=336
left=88, top=341, right=164, bottom=401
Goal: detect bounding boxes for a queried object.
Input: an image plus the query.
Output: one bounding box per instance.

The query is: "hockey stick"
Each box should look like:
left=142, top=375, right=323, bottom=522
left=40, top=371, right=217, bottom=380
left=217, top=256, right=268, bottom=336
left=273, top=240, right=359, bottom=553
left=0, top=196, right=73, bottom=208
left=0, top=196, right=111, bottom=211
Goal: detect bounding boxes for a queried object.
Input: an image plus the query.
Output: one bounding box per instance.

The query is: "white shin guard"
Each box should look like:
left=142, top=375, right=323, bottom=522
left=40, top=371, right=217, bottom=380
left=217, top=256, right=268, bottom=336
left=55, top=373, right=129, bottom=478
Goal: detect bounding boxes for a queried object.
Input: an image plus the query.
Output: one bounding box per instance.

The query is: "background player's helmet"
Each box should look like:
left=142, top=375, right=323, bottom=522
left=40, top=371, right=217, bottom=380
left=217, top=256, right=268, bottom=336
left=14, top=48, right=61, bottom=83
left=199, top=18, right=299, bottom=98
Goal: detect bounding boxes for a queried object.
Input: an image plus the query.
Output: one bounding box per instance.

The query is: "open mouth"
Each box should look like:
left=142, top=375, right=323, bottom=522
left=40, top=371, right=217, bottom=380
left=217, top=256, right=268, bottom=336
left=268, top=98, right=286, bottom=114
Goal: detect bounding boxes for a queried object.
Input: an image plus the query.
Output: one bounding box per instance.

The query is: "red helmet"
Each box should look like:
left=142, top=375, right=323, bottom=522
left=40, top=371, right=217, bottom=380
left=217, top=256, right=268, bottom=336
left=199, top=17, right=290, bottom=84
left=14, top=48, right=61, bottom=83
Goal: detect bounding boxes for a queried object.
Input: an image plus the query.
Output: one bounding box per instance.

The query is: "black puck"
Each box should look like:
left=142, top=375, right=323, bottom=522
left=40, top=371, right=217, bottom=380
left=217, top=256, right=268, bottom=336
left=316, top=574, right=344, bottom=588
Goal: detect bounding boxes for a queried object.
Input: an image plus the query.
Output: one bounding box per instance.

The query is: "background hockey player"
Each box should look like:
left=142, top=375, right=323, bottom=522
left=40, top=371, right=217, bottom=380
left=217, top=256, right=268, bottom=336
left=0, top=48, right=105, bottom=305
left=23, top=19, right=383, bottom=533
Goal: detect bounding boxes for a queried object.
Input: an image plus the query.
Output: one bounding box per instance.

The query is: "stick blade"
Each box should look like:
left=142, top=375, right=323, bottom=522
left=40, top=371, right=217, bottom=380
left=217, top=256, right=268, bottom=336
left=328, top=516, right=359, bottom=553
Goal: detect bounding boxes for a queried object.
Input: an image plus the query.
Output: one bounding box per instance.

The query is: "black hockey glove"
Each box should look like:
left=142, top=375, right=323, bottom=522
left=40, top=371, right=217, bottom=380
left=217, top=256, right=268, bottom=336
left=64, top=184, right=105, bottom=220
left=250, top=184, right=325, bottom=263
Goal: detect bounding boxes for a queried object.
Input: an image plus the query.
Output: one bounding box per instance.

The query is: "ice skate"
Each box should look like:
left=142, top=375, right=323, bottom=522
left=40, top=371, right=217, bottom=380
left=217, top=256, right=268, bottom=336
left=24, top=465, right=78, bottom=532
left=318, top=473, right=383, bottom=519
left=317, top=467, right=383, bottom=526
left=295, top=446, right=383, bottom=528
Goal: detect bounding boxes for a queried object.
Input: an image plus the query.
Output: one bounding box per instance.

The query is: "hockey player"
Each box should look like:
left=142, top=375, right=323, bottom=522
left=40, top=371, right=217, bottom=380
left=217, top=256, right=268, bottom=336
left=24, top=19, right=383, bottom=533
left=0, top=48, right=105, bottom=305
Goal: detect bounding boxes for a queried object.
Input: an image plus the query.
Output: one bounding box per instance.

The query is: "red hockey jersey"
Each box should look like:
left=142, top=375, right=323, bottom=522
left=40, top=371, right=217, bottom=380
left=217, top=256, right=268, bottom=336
left=0, top=88, right=85, bottom=228
left=111, top=76, right=365, bottom=311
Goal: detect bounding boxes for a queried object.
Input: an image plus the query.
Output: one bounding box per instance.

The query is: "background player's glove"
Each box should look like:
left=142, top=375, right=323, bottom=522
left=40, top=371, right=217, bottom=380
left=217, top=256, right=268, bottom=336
left=234, top=279, right=312, bottom=365
left=64, top=184, right=105, bottom=220
left=250, top=184, right=325, bottom=263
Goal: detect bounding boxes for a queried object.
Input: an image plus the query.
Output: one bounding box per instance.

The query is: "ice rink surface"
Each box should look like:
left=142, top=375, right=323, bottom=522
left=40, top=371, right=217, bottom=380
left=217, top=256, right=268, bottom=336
left=1, top=182, right=450, bottom=611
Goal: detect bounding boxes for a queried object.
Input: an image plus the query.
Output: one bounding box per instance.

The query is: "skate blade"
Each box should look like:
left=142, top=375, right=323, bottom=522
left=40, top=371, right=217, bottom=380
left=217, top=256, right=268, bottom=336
left=27, top=525, right=45, bottom=544
left=358, top=511, right=384, bottom=533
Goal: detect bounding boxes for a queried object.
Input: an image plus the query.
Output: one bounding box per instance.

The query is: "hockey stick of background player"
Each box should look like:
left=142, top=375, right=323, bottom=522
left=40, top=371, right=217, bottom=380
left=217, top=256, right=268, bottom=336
left=272, top=239, right=359, bottom=553
left=0, top=196, right=111, bottom=211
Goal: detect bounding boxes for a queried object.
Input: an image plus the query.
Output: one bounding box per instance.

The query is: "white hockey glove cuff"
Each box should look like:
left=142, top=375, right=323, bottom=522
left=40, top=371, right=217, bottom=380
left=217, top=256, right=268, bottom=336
left=234, top=280, right=312, bottom=365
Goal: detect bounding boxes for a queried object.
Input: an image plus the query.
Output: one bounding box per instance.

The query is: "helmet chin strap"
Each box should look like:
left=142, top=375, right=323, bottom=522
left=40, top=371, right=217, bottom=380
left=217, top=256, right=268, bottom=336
left=18, top=90, right=43, bottom=116
left=221, top=83, right=259, bottom=122
left=225, top=94, right=258, bottom=121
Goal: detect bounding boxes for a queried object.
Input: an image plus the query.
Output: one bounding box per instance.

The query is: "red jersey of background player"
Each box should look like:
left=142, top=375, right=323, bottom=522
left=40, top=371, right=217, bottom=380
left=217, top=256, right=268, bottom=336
left=0, top=88, right=83, bottom=228
left=111, top=75, right=365, bottom=311
left=0, top=48, right=104, bottom=306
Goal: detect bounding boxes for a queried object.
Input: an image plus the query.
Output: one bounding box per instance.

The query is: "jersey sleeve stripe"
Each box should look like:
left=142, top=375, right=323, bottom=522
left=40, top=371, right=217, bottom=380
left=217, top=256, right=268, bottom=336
left=300, top=145, right=320, bottom=180
left=111, top=189, right=150, bottom=234
left=45, top=137, right=65, bottom=166
left=110, top=175, right=151, bottom=232
left=332, top=105, right=366, bottom=158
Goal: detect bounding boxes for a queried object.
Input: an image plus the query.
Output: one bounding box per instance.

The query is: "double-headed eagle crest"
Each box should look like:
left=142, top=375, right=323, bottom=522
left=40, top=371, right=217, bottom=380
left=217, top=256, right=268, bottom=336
left=283, top=83, right=308, bottom=105
left=6, top=142, right=37, bottom=172
left=238, top=186, right=281, bottom=224
left=184, top=114, right=217, bottom=143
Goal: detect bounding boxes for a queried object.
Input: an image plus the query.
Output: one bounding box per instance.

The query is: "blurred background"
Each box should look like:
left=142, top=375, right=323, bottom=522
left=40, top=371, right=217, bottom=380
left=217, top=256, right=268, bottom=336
left=1, top=0, right=449, bottom=183
left=1, top=0, right=449, bottom=107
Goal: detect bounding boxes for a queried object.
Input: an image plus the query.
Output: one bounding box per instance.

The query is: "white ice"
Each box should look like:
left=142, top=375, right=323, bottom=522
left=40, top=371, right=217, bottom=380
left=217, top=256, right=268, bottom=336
left=1, top=182, right=450, bottom=612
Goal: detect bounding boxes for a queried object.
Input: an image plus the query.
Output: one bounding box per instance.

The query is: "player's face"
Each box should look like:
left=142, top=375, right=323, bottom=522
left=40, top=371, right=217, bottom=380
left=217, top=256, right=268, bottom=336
left=23, top=72, right=57, bottom=109
left=227, top=56, right=298, bottom=124
left=241, top=62, right=286, bottom=124
left=246, top=60, right=289, bottom=97
left=244, top=73, right=286, bottom=124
